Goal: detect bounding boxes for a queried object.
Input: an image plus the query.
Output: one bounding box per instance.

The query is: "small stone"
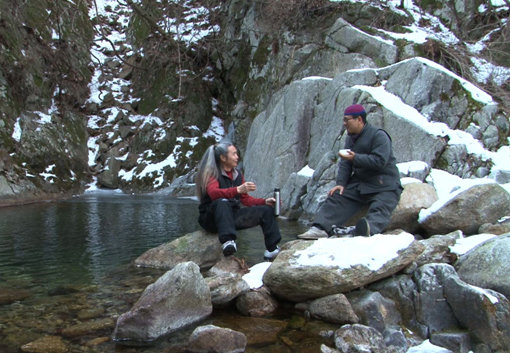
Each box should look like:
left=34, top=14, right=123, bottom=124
left=20, top=335, right=68, bottom=353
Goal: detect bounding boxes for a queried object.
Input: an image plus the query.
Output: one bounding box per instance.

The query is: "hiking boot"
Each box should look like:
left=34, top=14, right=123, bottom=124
left=354, top=218, right=371, bottom=237
left=297, top=226, right=328, bottom=240
left=222, top=240, right=237, bottom=256
left=263, top=246, right=280, bottom=261
left=331, top=225, right=356, bottom=237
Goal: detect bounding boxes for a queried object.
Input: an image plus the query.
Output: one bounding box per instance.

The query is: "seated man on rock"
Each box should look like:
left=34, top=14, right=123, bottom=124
left=298, top=104, right=402, bottom=239
left=195, top=140, right=281, bottom=260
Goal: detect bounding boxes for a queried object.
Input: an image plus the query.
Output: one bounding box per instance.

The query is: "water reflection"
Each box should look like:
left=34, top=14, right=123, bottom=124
left=0, top=194, right=200, bottom=290
left=0, top=193, right=312, bottom=353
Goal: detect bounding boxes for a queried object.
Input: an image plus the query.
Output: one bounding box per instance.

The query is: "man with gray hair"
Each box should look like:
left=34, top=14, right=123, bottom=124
left=196, top=141, right=281, bottom=260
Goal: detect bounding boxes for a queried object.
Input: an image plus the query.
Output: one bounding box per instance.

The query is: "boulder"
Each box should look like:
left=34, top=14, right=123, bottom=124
left=455, top=233, right=510, bottom=298
left=97, top=156, right=122, bottom=189
left=134, top=230, right=222, bottom=270
left=444, top=271, right=510, bottom=352
left=206, top=274, right=250, bottom=307
left=368, top=274, right=427, bottom=338
left=412, top=264, right=460, bottom=335
left=346, top=291, right=401, bottom=334
left=204, top=256, right=250, bottom=278
left=243, top=78, right=329, bottom=199
left=187, top=325, right=247, bottom=353
left=308, top=293, right=359, bottom=325
left=320, top=344, right=340, bottom=353
left=414, top=233, right=459, bottom=267
left=430, top=332, right=471, bottom=353
left=388, top=182, right=438, bottom=233
left=383, top=327, right=409, bottom=352
left=419, top=183, right=510, bottom=235
left=378, top=57, right=464, bottom=126
left=397, top=161, right=430, bottom=181
left=333, top=324, right=387, bottom=353
left=263, top=232, right=424, bottom=302
left=240, top=51, right=505, bottom=221
left=113, top=262, right=212, bottom=344
left=235, top=286, right=279, bottom=317
left=0, top=175, right=16, bottom=199
left=326, top=18, right=398, bottom=66
left=478, top=219, right=510, bottom=235
left=280, top=171, right=310, bottom=219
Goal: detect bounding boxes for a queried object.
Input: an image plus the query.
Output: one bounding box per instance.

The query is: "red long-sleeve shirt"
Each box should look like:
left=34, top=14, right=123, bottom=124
left=206, top=171, right=265, bottom=207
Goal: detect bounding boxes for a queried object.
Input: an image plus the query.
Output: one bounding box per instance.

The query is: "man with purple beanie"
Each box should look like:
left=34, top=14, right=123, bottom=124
left=298, top=104, right=402, bottom=239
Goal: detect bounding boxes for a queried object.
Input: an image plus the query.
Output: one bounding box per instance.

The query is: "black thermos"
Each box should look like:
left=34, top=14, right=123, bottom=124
left=274, top=188, right=280, bottom=216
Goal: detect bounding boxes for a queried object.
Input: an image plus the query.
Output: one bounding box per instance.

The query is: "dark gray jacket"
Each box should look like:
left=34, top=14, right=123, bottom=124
left=336, top=123, right=401, bottom=194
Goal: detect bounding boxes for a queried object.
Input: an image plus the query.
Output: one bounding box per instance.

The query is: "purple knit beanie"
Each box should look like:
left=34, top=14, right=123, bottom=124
left=344, top=104, right=366, bottom=116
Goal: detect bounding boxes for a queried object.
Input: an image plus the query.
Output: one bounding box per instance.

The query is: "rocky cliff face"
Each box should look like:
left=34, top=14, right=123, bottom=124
left=0, top=0, right=508, bottom=207
left=0, top=0, right=93, bottom=204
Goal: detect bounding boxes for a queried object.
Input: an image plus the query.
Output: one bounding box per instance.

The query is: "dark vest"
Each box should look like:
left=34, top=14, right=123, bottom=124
left=199, top=168, right=243, bottom=214
left=342, top=124, right=401, bottom=194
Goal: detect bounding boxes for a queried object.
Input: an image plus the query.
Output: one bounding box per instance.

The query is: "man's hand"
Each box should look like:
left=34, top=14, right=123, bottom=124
left=265, top=197, right=276, bottom=206
left=237, top=181, right=256, bottom=194
left=328, top=185, right=344, bottom=196
left=338, top=149, right=355, bottom=161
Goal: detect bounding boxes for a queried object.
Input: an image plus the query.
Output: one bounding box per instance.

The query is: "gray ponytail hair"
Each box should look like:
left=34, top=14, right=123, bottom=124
left=195, top=142, right=233, bottom=201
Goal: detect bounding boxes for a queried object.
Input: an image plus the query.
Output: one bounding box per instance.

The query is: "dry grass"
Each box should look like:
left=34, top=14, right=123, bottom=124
left=258, top=0, right=332, bottom=31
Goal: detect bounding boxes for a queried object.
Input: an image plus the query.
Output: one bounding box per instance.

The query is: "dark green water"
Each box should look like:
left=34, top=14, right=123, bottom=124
left=0, top=193, right=334, bottom=352
left=0, top=194, right=200, bottom=291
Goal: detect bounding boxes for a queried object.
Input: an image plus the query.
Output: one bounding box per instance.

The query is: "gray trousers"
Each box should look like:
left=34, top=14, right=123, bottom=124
left=313, top=184, right=402, bottom=235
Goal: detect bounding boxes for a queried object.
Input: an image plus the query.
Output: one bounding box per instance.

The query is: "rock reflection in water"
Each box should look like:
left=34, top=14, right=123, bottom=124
left=0, top=194, right=322, bottom=353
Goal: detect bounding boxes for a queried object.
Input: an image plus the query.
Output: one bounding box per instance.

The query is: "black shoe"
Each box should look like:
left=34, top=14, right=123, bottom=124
left=222, top=240, right=237, bottom=256
left=331, top=225, right=356, bottom=237
left=354, top=218, right=370, bottom=237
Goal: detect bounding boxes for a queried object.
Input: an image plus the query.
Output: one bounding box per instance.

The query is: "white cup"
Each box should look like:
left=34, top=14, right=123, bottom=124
left=339, top=149, right=351, bottom=158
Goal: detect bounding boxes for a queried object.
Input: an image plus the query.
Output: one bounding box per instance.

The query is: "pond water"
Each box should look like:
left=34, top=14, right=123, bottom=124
left=0, top=193, right=336, bottom=352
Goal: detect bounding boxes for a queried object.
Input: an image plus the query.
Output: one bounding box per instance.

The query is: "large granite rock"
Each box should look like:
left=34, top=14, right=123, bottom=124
left=134, top=230, right=222, bottom=270
left=455, top=233, right=510, bottom=298
left=242, top=56, right=504, bottom=221
left=444, top=269, right=510, bottom=352
left=412, top=264, right=460, bottom=335
left=346, top=290, right=402, bottom=334
left=113, top=262, right=212, bottom=344
left=263, top=232, right=424, bottom=302
left=419, top=183, right=510, bottom=235
left=243, top=78, right=329, bottom=199
left=326, top=17, right=398, bottom=66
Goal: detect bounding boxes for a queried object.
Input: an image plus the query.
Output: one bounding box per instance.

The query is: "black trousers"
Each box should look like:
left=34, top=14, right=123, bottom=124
left=199, top=199, right=281, bottom=251
left=313, top=184, right=402, bottom=235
